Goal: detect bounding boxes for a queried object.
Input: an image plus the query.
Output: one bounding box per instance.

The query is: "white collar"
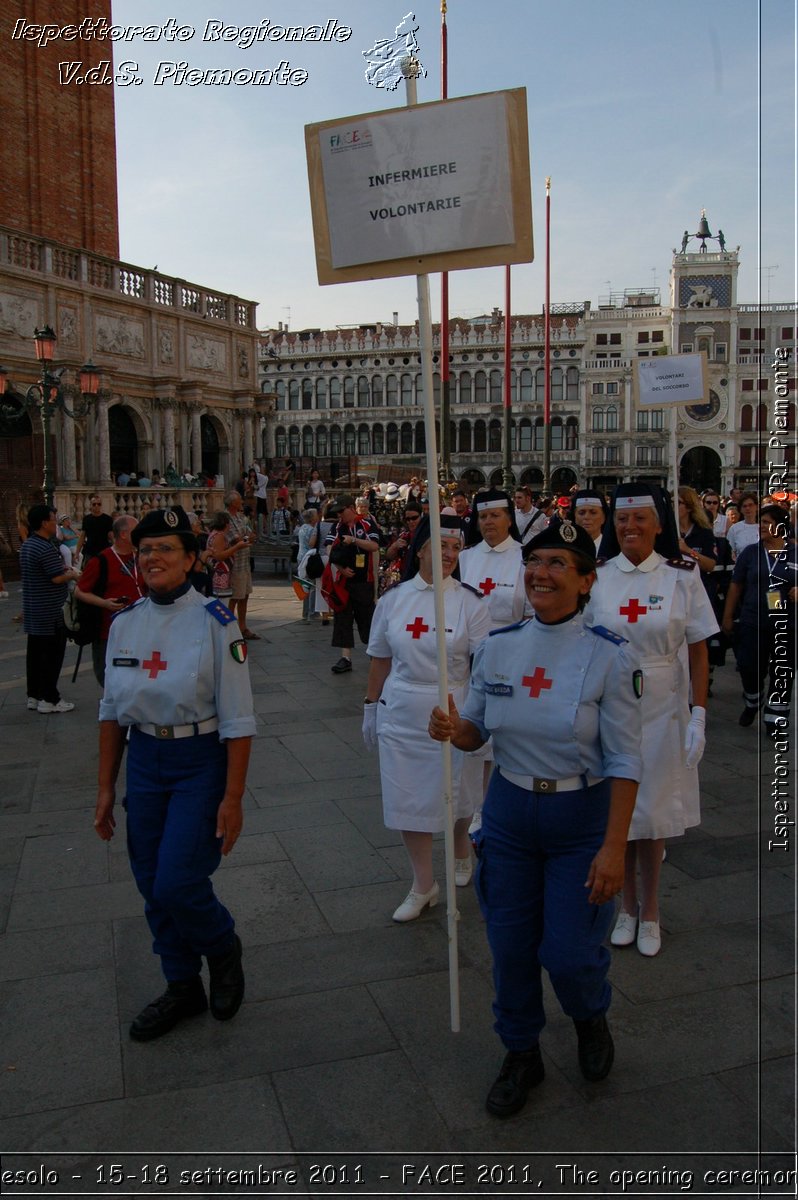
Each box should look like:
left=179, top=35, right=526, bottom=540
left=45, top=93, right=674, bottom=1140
left=476, top=535, right=516, bottom=554
left=411, top=573, right=455, bottom=591
left=616, top=551, right=662, bottom=574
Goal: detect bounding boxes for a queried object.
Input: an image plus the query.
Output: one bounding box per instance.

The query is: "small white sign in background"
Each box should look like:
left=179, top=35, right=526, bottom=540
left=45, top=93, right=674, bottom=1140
left=635, top=352, right=708, bottom=407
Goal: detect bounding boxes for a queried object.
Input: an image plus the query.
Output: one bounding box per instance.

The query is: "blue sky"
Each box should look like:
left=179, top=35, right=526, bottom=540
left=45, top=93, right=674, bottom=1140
left=112, top=0, right=795, bottom=329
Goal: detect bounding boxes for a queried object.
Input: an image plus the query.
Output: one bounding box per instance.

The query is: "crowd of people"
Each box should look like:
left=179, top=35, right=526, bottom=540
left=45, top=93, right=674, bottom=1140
left=6, top=468, right=794, bottom=1117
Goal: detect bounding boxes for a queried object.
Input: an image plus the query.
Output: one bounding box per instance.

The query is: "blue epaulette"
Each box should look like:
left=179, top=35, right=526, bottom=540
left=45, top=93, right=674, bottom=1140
left=590, top=624, right=629, bottom=646
left=112, top=595, right=147, bottom=619
left=666, top=557, right=696, bottom=570
left=205, top=598, right=237, bottom=625
left=460, top=581, right=484, bottom=599
left=489, top=618, right=531, bottom=637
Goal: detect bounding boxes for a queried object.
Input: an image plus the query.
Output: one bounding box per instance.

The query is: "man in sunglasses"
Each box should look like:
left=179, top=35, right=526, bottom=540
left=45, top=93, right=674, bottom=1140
left=77, top=494, right=114, bottom=563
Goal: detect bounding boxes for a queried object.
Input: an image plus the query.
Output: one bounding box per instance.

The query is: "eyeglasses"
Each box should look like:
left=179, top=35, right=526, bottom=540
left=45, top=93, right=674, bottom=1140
left=138, top=544, right=182, bottom=557
left=524, top=556, right=574, bottom=574
left=704, top=499, right=719, bottom=506
left=405, top=515, right=420, bottom=522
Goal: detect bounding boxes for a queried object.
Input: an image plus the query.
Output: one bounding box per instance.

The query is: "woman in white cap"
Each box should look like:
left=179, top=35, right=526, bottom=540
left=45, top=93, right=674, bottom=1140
left=458, top=489, right=528, bottom=841
left=362, top=513, right=491, bottom=920
left=569, top=490, right=608, bottom=554
left=588, top=483, right=718, bottom=956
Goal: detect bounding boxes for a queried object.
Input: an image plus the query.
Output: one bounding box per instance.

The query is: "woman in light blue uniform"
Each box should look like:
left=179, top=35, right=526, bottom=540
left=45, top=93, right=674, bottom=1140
left=429, top=520, right=642, bottom=1118
left=93, top=506, right=256, bottom=1043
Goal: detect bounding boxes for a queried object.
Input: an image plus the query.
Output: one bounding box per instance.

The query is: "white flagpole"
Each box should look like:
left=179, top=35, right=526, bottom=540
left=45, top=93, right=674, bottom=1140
left=402, top=56, right=460, bottom=1033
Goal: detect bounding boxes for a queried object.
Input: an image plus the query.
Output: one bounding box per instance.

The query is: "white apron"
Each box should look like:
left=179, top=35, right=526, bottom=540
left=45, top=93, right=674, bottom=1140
left=368, top=577, right=489, bottom=832
left=458, top=537, right=527, bottom=786
left=588, top=554, right=716, bottom=839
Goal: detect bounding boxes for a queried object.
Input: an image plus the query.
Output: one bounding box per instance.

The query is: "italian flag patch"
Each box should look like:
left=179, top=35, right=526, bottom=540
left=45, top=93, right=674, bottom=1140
left=230, top=639, right=248, bottom=664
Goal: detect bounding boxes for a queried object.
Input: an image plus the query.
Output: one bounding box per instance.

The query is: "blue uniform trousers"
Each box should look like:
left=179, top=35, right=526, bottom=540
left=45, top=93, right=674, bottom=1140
left=125, top=729, right=235, bottom=981
left=475, top=772, right=614, bottom=1050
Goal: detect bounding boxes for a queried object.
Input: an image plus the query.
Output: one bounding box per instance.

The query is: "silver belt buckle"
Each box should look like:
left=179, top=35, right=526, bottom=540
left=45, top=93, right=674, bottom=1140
left=533, top=777, right=555, bottom=793
left=155, top=725, right=174, bottom=739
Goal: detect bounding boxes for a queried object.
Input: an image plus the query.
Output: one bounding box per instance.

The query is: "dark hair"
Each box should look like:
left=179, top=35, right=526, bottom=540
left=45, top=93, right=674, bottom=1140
left=209, top=512, right=231, bottom=531
left=27, top=504, right=56, bottom=532
left=739, top=491, right=759, bottom=509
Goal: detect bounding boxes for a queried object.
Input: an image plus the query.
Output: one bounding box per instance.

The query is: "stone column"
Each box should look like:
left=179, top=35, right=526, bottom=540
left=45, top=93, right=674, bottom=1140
left=243, top=412, right=254, bottom=468
left=97, top=397, right=111, bottom=482
left=162, top=403, right=176, bottom=470
left=190, top=405, right=202, bottom=474
left=61, top=412, right=78, bottom=483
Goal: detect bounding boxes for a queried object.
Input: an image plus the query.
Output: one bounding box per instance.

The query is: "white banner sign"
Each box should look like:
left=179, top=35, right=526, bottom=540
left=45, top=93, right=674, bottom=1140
left=318, top=92, right=514, bottom=268
left=635, top=352, right=708, bottom=406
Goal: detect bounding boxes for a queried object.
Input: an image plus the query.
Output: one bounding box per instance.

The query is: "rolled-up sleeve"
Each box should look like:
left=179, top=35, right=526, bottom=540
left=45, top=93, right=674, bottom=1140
left=459, top=640, right=489, bottom=742
left=212, top=623, right=257, bottom=741
left=598, top=643, right=643, bottom=782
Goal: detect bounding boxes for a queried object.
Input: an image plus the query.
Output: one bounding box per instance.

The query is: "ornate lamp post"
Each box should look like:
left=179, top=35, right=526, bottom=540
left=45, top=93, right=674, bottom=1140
left=0, top=326, right=102, bottom=508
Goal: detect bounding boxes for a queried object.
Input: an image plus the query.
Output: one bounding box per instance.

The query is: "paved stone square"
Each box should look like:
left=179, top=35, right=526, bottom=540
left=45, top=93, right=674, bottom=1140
left=0, top=576, right=794, bottom=1193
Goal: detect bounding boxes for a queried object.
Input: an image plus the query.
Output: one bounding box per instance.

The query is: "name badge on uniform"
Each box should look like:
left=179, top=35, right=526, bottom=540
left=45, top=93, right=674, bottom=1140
left=767, top=589, right=786, bottom=612
left=485, top=682, right=513, bottom=696
left=112, top=657, right=139, bottom=667
left=355, top=553, right=366, bottom=569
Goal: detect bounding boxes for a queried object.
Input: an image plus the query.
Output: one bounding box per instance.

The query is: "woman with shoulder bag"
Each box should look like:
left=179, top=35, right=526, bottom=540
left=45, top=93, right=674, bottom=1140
left=207, top=512, right=247, bottom=599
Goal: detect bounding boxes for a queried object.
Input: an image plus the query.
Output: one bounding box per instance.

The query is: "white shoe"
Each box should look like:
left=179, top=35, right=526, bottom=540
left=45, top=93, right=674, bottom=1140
left=27, top=697, right=38, bottom=711
left=468, top=810, right=482, bottom=835
left=392, top=881, right=439, bottom=922
left=610, top=910, right=638, bottom=947
left=455, top=857, right=473, bottom=887
left=37, top=699, right=75, bottom=714
left=637, top=920, right=661, bottom=957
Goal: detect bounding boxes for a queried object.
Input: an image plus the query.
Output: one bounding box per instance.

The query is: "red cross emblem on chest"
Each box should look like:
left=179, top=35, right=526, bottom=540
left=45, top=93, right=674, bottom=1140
left=619, top=598, right=647, bottom=623
left=142, top=651, right=168, bottom=679
left=406, top=617, right=430, bottom=639
left=478, top=577, right=497, bottom=596
left=522, top=667, right=553, bottom=698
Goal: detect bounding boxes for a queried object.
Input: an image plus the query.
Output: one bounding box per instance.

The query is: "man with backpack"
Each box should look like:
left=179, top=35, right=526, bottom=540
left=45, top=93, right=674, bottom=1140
left=74, top=515, right=144, bottom=686
left=324, top=494, right=380, bottom=674
left=20, top=505, right=82, bottom=713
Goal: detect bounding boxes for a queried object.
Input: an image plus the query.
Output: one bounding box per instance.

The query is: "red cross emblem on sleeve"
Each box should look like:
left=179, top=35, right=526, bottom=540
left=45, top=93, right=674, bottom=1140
left=406, top=617, right=430, bottom=639
left=619, top=598, right=647, bottom=623
left=142, top=651, right=168, bottom=679
left=478, top=577, right=497, bottom=596
left=522, top=667, right=553, bottom=698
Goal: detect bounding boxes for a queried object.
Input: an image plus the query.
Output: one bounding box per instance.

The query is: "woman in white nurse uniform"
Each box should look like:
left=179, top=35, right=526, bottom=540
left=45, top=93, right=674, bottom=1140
left=588, top=483, right=718, bottom=956
left=362, top=513, right=491, bottom=922
left=458, top=489, right=528, bottom=839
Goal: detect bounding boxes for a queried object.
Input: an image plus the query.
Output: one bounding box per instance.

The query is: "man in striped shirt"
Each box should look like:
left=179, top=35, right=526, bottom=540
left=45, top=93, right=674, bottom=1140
left=20, top=505, right=81, bottom=714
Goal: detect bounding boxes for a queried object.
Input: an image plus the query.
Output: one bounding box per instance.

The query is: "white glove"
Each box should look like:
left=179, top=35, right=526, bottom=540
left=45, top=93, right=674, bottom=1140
left=362, top=702, right=378, bottom=752
left=684, top=705, right=706, bottom=769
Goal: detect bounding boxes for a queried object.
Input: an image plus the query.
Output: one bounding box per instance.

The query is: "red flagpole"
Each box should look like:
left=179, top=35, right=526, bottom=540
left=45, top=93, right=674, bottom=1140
left=439, top=0, right=451, bottom=480
left=502, top=265, right=512, bottom=491
left=543, top=177, right=551, bottom=491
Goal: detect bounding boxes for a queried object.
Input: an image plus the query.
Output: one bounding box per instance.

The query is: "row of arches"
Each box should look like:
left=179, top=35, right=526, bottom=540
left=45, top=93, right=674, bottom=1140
left=274, top=417, right=580, bottom=459
left=271, top=366, right=581, bottom=411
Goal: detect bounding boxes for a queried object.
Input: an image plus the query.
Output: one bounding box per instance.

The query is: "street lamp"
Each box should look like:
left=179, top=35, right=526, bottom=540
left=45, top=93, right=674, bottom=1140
left=0, top=326, right=102, bottom=507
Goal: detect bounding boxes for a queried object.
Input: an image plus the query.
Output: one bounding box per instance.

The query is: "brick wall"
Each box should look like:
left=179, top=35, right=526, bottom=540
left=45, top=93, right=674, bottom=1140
left=0, top=0, right=119, bottom=258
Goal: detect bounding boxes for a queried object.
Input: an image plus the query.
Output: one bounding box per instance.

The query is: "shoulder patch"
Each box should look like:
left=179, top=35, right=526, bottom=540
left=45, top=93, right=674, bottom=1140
left=590, top=624, right=629, bottom=646
left=666, top=557, right=696, bottom=571
left=205, top=598, right=237, bottom=625
left=489, top=618, right=531, bottom=637
left=460, top=581, right=485, bottom=599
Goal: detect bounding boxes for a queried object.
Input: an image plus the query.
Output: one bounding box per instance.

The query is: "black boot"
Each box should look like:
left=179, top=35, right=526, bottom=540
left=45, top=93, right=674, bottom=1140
left=208, top=934, right=245, bottom=1020
left=130, top=978, right=208, bottom=1042
left=574, top=1014, right=614, bottom=1081
left=485, top=1046, right=545, bottom=1118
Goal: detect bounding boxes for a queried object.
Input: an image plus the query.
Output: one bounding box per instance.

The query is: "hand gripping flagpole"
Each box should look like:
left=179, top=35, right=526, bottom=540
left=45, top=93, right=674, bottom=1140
left=401, top=53, right=461, bottom=1034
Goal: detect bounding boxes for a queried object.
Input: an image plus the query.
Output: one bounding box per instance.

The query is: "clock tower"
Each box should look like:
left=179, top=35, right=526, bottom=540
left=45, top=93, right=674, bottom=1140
left=670, top=212, right=739, bottom=493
